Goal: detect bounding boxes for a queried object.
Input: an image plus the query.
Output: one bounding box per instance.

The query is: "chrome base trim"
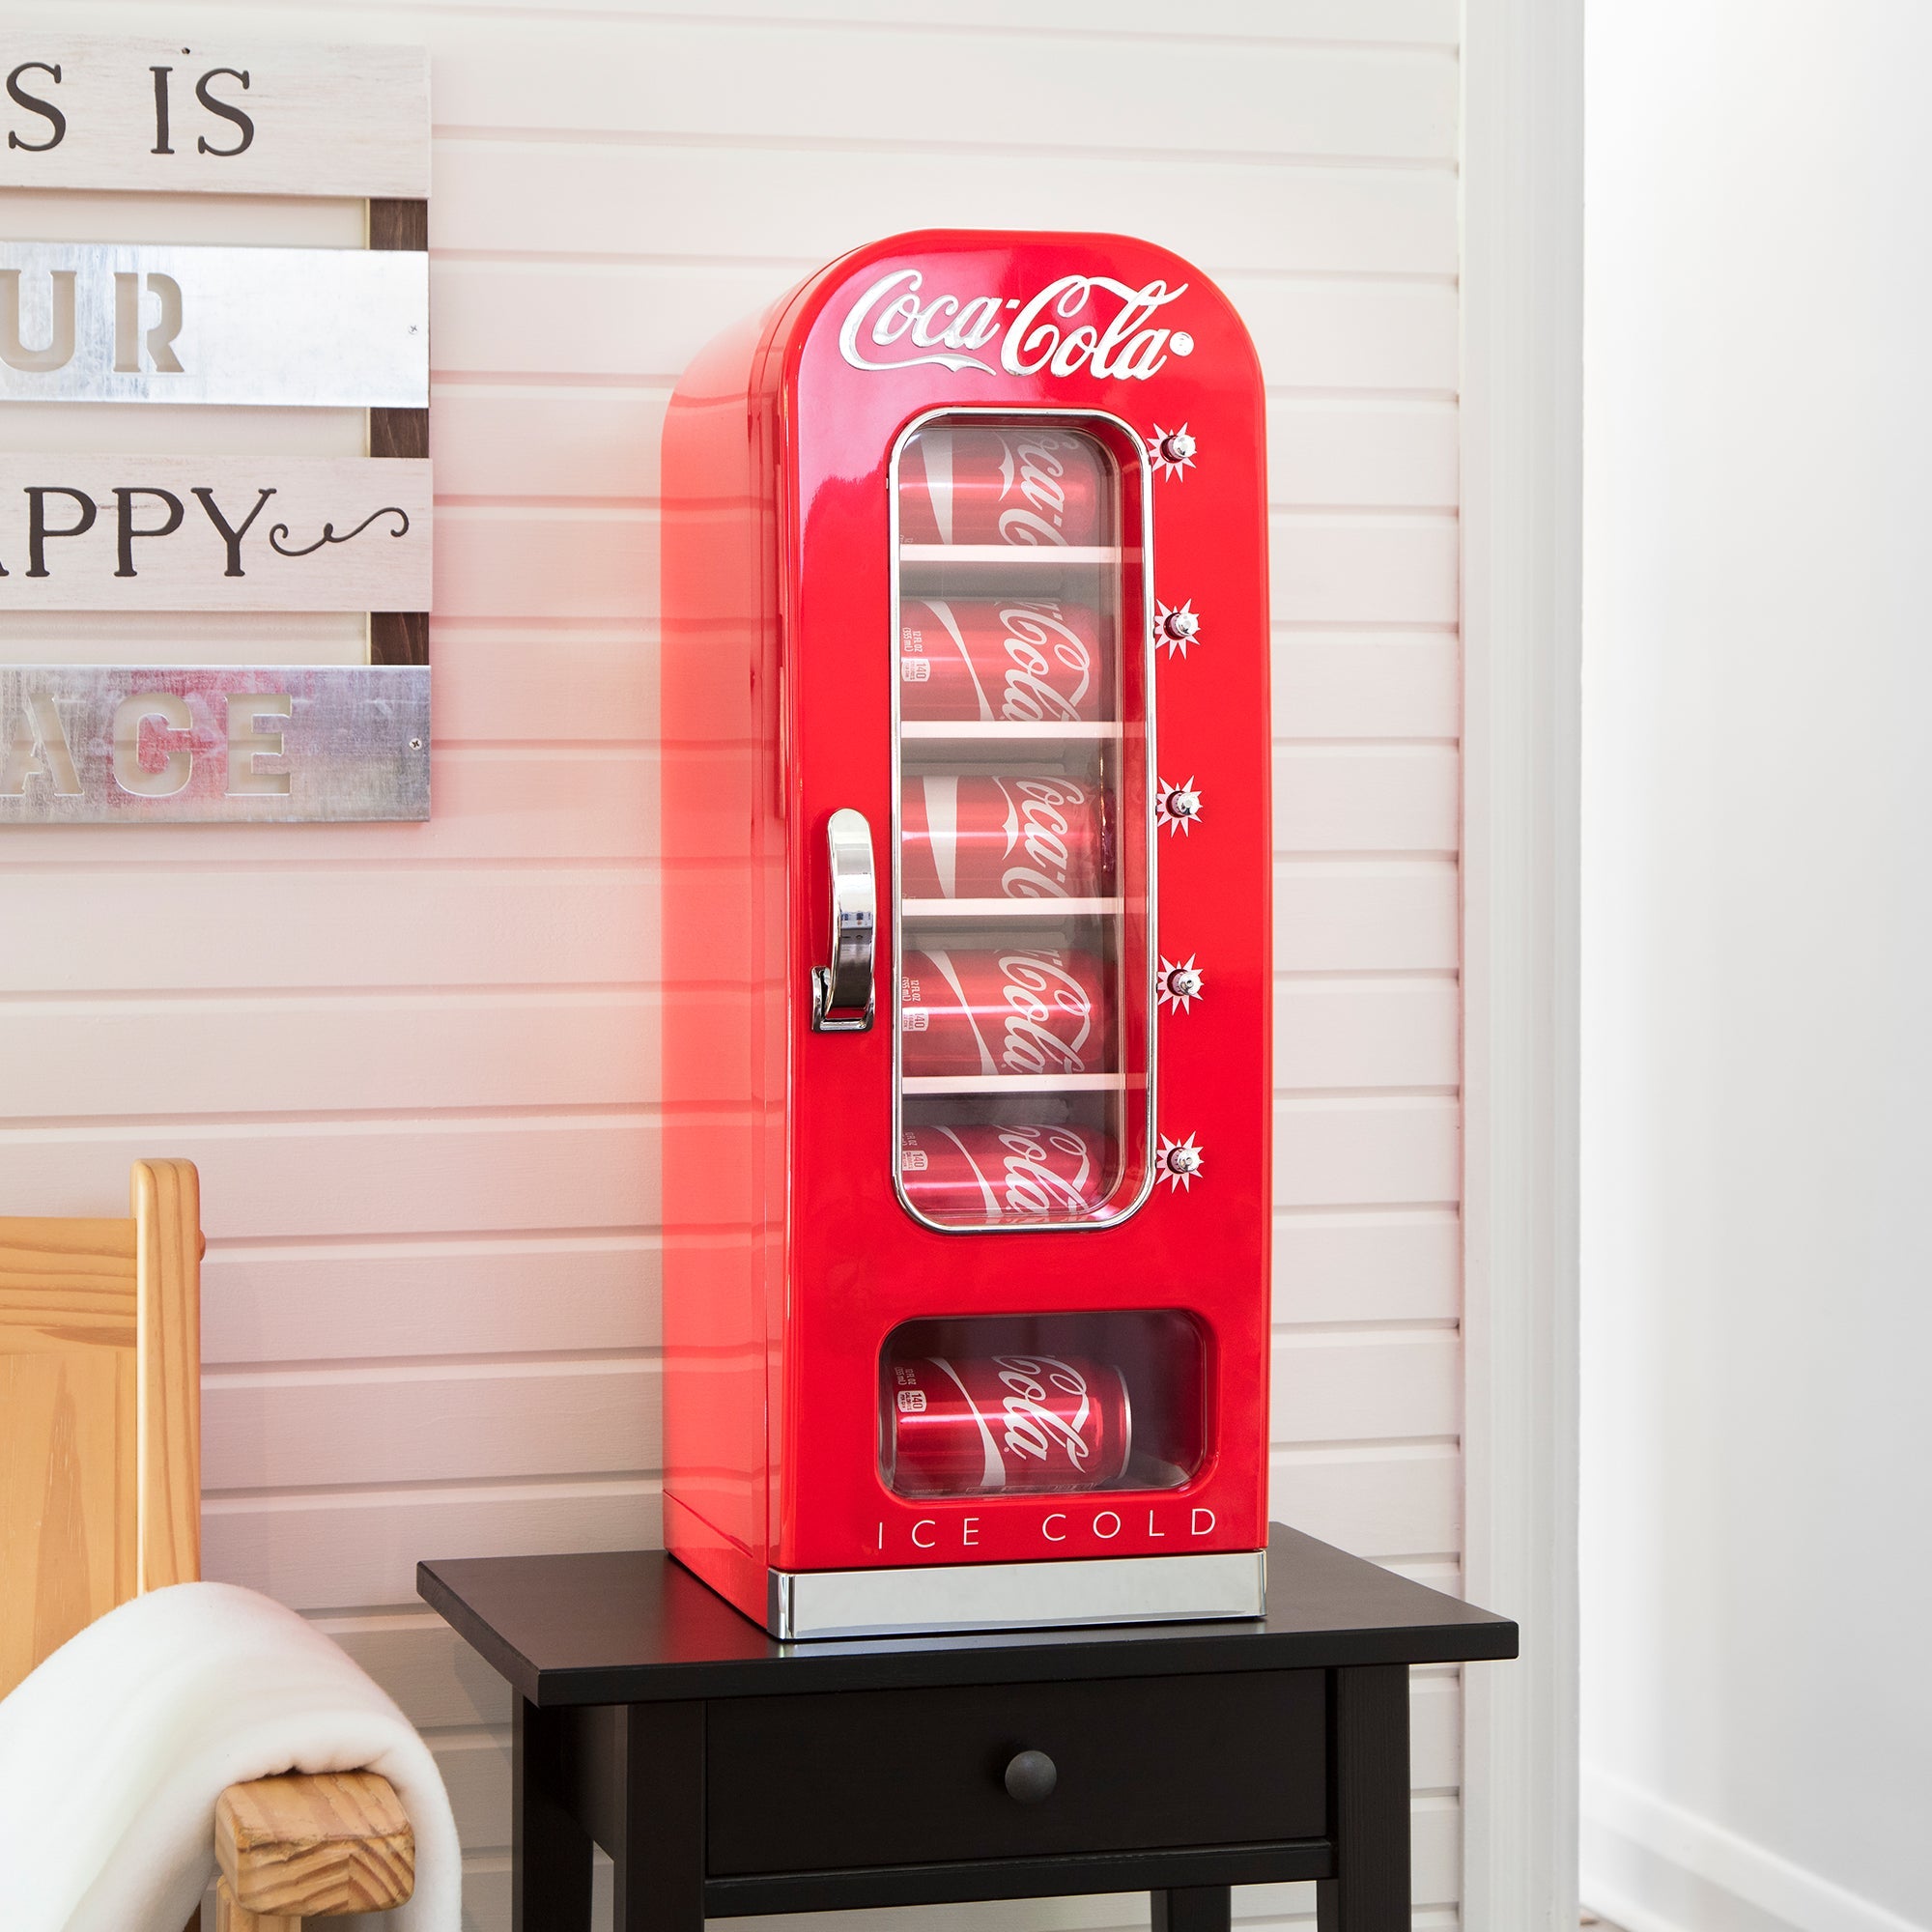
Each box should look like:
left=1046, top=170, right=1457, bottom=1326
left=765, top=1548, right=1266, bottom=1641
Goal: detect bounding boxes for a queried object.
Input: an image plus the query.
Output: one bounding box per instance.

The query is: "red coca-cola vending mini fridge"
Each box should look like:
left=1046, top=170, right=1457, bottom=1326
left=661, top=230, right=1270, bottom=1639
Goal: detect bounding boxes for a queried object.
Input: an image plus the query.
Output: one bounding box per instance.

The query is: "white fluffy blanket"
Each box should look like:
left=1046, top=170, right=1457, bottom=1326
left=0, top=1582, right=460, bottom=1932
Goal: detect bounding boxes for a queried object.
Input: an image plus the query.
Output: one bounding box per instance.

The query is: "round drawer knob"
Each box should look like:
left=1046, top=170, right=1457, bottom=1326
left=1004, top=1748, right=1058, bottom=1804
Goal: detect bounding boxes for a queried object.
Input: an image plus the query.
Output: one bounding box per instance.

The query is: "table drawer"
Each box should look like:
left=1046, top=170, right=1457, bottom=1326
left=706, top=1669, right=1327, bottom=1876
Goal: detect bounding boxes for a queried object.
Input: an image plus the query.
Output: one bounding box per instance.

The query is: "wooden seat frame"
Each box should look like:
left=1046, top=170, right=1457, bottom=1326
left=0, top=1161, right=414, bottom=1930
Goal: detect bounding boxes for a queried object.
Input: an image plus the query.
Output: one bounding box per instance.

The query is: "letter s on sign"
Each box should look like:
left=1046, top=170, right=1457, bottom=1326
left=6, top=62, right=65, bottom=152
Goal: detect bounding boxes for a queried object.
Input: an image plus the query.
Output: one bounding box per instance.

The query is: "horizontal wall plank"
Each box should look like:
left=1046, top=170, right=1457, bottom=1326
left=1274, top=859, right=1460, bottom=971
left=1269, top=401, right=1459, bottom=508
left=0, top=867, right=655, bottom=991
left=0, top=746, right=657, bottom=865
left=203, top=1480, right=664, bottom=1611
left=0, top=970, right=1450, bottom=1121
left=428, top=263, right=1456, bottom=391
left=1273, top=634, right=1460, bottom=740
left=431, top=143, right=1456, bottom=280
left=312, top=1612, right=512, bottom=1731
left=430, top=388, right=1459, bottom=511
left=208, top=1328, right=1455, bottom=1493
left=0, top=1101, right=1451, bottom=1233
left=427, top=622, right=659, bottom=745
left=428, top=504, right=1452, bottom=629
left=0, top=991, right=662, bottom=1118
left=426, top=26, right=1456, bottom=162
left=1274, top=1096, right=1459, bottom=1207
left=1274, top=745, right=1460, bottom=855
left=0, top=859, right=1452, bottom=989
left=1275, top=976, right=1459, bottom=1090
left=1268, top=1443, right=1461, bottom=1556
left=389, top=0, right=1459, bottom=45
left=205, top=1237, right=662, bottom=1366
left=0, top=742, right=1453, bottom=869
left=0, top=1118, right=664, bottom=1236
left=1272, top=516, right=1460, bottom=625
left=1271, top=1330, right=1460, bottom=1441
left=205, top=1357, right=660, bottom=1492
left=1272, top=1208, right=1461, bottom=1324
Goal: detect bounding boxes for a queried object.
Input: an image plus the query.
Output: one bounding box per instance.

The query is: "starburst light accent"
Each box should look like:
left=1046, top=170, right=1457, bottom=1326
left=1157, top=955, right=1206, bottom=1013
left=1157, top=777, right=1203, bottom=836
left=1155, top=599, right=1202, bottom=661
left=1157, top=1132, right=1205, bottom=1190
left=1149, top=423, right=1197, bottom=480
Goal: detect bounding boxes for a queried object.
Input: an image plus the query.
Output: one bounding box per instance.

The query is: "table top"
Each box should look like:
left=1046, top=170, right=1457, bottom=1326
left=418, top=1526, right=1518, bottom=1707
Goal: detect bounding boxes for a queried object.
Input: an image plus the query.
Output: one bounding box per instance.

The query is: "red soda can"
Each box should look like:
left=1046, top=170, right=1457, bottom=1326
left=900, top=772, right=1108, bottom=901
left=900, top=596, right=1105, bottom=724
left=898, top=426, right=1106, bottom=549
left=900, top=945, right=1109, bottom=1079
left=885, top=1350, right=1132, bottom=1496
left=898, top=1121, right=1113, bottom=1223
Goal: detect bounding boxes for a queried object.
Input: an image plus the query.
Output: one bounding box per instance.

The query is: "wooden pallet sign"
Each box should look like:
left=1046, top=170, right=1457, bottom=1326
left=0, top=34, right=432, bottom=825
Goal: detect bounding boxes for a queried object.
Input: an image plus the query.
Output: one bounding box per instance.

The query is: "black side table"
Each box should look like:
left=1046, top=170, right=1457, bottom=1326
left=419, top=1525, right=1516, bottom=1932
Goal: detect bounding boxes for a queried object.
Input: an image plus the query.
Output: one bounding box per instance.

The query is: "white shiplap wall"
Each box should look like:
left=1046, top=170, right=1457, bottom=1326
left=0, top=5, right=1463, bottom=1928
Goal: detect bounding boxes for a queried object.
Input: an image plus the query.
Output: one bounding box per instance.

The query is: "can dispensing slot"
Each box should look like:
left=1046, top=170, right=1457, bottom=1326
left=812, top=807, right=876, bottom=1032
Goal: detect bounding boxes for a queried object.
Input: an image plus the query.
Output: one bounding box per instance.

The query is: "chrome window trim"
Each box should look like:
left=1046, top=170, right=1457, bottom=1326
left=888, top=405, right=1160, bottom=1236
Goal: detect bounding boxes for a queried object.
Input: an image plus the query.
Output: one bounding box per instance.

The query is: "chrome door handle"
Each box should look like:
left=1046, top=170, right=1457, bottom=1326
left=811, top=807, right=875, bottom=1032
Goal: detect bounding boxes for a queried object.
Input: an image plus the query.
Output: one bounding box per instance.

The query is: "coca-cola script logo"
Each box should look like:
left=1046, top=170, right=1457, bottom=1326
left=991, top=1123, right=1095, bottom=1218
left=996, top=951, right=1094, bottom=1076
left=839, top=269, right=1195, bottom=380
left=990, top=1354, right=1096, bottom=1469
left=995, top=602, right=1093, bottom=719
left=993, top=774, right=1092, bottom=898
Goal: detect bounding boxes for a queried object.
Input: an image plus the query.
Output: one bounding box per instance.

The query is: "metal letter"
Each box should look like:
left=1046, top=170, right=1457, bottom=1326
left=0, top=695, right=80, bottom=796
left=111, top=692, right=192, bottom=797
left=0, top=267, right=74, bottom=371
left=226, top=691, right=292, bottom=796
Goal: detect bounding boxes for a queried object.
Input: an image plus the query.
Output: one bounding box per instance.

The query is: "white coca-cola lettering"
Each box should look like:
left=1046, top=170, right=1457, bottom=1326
left=996, top=601, right=1092, bottom=721
left=995, top=951, right=1094, bottom=1075
left=990, top=1354, right=1095, bottom=1469
left=840, top=268, right=1193, bottom=380
left=994, top=1123, right=1093, bottom=1215
left=993, top=435, right=1075, bottom=548
left=994, top=775, right=1090, bottom=898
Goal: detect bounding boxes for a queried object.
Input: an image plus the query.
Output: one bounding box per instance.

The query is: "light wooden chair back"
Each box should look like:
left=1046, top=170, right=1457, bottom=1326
left=0, top=1160, right=414, bottom=1930
left=0, top=1158, right=202, bottom=1699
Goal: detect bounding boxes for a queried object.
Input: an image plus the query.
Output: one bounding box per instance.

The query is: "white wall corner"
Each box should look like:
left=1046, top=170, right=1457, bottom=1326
left=1581, top=1766, right=1930, bottom=1932
left=1460, top=0, right=1584, bottom=1926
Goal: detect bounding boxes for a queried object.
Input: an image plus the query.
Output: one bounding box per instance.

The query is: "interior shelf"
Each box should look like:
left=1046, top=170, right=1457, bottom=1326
left=900, top=1073, right=1128, bottom=1096
left=898, top=544, right=1124, bottom=568
left=898, top=721, right=1123, bottom=743
left=901, top=896, right=1122, bottom=920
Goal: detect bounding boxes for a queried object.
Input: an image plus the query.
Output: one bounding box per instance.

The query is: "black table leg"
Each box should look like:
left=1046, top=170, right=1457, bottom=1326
left=614, top=1701, right=707, bottom=1932
left=1154, top=1886, right=1233, bottom=1932
left=1316, top=1664, right=1410, bottom=1932
left=516, top=1697, right=594, bottom=1932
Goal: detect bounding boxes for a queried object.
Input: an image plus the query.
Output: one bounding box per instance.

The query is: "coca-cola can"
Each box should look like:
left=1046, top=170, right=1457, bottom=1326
left=898, top=1121, right=1113, bottom=1223
left=885, top=1351, right=1132, bottom=1496
left=900, top=946, right=1109, bottom=1079
left=900, top=772, right=1109, bottom=901
left=900, top=596, right=1105, bottom=724
left=899, top=426, right=1107, bottom=549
